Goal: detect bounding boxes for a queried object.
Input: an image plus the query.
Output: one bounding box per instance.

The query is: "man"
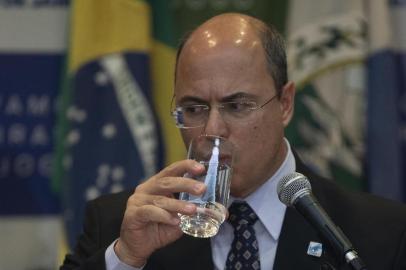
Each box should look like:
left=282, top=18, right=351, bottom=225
left=61, top=13, right=406, bottom=270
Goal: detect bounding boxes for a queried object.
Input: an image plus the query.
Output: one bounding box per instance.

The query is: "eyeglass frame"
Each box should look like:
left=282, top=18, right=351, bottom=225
left=170, top=93, right=279, bottom=129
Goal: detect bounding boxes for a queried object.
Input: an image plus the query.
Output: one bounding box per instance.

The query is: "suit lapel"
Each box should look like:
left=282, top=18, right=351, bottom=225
left=273, top=207, right=324, bottom=270
left=273, top=152, right=346, bottom=270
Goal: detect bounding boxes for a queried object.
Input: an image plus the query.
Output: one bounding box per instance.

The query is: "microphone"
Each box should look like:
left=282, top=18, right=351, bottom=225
left=277, top=172, right=367, bottom=270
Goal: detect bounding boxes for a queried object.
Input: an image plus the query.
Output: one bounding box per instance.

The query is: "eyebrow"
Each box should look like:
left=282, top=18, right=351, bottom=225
left=220, top=92, right=258, bottom=102
left=177, top=91, right=258, bottom=104
left=177, top=96, right=207, bottom=105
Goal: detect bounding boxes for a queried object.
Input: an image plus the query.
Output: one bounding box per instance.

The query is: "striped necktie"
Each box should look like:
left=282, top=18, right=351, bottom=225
left=225, top=201, right=260, bottom=270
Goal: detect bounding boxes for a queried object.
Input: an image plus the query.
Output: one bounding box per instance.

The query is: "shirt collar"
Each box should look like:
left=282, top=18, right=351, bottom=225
left=229, top=138, right=296, bottom=241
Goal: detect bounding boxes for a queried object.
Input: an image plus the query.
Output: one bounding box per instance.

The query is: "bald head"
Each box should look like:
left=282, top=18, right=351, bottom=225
left=175, top=13, right=287, bottom=93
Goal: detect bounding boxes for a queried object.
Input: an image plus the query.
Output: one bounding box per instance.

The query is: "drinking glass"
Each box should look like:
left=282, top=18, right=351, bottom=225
left=179, top=135, right=234, bottom=238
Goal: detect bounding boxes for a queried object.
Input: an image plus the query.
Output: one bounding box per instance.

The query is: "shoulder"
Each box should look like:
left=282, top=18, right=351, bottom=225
left=294, top=151, right=406, bottom=225
left=286, top=150, right=406, bottom=267
left=85, top=189, right=133, bottom=224
left=298, top=166, right=406, bottom=267
left=83, top=190, right=133, bottom=246
left=307, top=169, right=406, bottom=254
left=312, top=173, right=406, bottom=225
left=304, top=166, right=406, bottom=225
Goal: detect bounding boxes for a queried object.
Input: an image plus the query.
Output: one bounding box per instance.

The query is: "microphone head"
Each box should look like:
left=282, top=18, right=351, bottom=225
left=277, top=172, right=312, bottom=206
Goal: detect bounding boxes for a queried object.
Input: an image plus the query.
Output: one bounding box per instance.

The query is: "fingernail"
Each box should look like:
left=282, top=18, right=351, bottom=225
left=194, top=163, right=204, bottom=170
left=185, top=203, right=195, bottom=212
left=194, top=183, right=204, bottom=192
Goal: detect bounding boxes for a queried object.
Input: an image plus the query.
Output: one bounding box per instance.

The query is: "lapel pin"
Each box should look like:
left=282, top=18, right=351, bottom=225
left=307, top=241, right=323, bottom=257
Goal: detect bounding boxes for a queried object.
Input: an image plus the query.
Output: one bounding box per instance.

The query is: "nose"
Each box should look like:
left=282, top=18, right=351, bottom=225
left=202, top=106, right=229, bottom=138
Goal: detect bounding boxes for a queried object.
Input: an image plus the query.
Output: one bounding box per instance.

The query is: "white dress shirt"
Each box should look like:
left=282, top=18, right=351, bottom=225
left=106, top=139, right=295, bottom=270
left=211, top=139, right=295, bottom=270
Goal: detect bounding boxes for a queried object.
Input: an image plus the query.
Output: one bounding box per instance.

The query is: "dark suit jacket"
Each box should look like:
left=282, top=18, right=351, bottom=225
left=61, top=157, right=406, bottom=270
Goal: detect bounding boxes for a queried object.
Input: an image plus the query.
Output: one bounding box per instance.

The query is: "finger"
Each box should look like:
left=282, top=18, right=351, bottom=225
left=152, top=195, right=197, bottom=215
left=128, top=194, right=198, bottom=216
left=128, top=204, right=181, bottom=226
left=136, top=176, right=206, bottom=196
left=155, top=160, right=205, bottom=179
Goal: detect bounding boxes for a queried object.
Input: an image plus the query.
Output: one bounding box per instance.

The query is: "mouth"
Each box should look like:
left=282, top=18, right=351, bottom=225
left=219, top=154, right=233, bottom=165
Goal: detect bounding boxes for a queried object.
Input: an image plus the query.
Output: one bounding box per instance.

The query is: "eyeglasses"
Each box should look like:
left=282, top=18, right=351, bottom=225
left=171, top=94, right=278, bottom=129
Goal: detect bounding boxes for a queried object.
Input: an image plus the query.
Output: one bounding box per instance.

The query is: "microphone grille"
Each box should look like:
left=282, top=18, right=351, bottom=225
left=277, top=172, right=311, bottom=206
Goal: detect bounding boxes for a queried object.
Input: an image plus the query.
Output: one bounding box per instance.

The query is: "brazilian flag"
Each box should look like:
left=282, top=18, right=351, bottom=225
left=54, top=0, right=165, bottom=248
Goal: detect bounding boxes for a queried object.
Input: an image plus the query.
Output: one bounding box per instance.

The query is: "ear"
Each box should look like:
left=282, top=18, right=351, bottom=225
left=279, top=81, right=295, bottom=127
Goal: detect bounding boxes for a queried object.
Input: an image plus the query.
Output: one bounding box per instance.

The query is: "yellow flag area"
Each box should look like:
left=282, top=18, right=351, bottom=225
left=151, top=40, right=186, bottom=164
left=68, top=0, right=151, bottom=73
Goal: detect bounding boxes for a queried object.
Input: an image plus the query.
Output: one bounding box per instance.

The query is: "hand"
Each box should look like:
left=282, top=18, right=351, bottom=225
left=114, top=160, right=206, bottom=267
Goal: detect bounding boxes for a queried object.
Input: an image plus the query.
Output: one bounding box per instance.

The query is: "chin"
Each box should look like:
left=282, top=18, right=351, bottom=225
left=229, top=181, right=249, bottom=199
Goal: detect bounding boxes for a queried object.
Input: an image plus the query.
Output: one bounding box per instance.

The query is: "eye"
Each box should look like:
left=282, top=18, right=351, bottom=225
left=183, top=105, right=208, bottom=115
left=225, top=101, right=255, bottom=113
